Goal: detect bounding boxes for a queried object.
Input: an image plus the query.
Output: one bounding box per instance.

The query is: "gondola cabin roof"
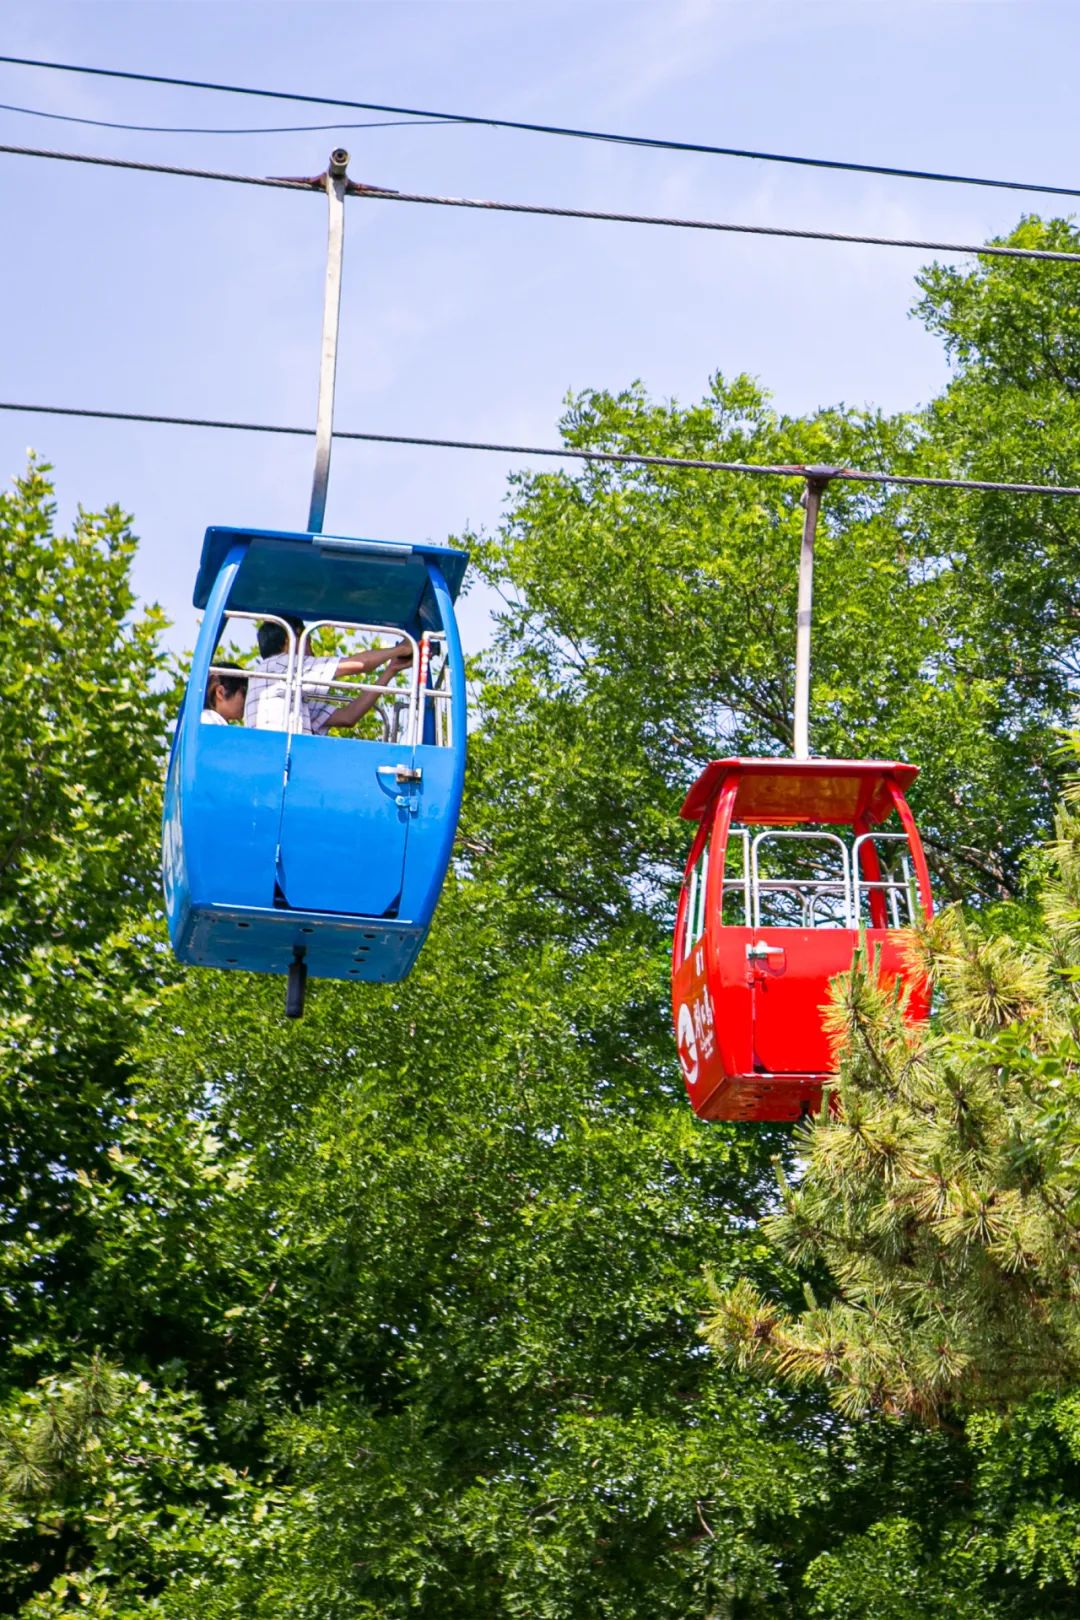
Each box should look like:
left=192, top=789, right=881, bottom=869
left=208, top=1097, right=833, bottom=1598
left=193, top=526, right=469, bottom=630
left=680, top=757, right=920, bottom=828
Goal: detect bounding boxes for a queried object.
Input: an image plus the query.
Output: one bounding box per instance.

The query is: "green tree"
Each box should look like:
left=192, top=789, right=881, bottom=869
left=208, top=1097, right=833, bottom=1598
left=10, top=216, right=1080, bottom=1614
left=908, top=216, right=1080, bottom=888
left=126, top=369, right=1080, bottom=1611
left=467, top=372, right=1070, bottom=904
left=0, top=462, right=172, bottom=1383
left=0, top=468, right=255, bottom=1613
left=706, top=849, right=1080, bottom=1422
left=123, top=881, right=831, bottom=1619
left=0, top=1358, right=259, bottom=1618
left=702, top=215, right=1080, bottom=1432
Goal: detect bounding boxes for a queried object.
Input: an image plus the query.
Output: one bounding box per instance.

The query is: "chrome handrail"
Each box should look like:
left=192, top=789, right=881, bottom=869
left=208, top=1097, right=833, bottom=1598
left=749, top=829, right=853, bottom=929
left=297, top=619, right=419, bottom=741
left=852, top=832, right=917, bottom=927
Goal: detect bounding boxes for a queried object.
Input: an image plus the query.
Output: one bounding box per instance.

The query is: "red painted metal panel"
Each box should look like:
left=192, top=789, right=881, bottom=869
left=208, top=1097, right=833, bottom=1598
left=748, top=927, right=854, bottom=1075
left=673, top=937, right=724, bottom=1117
left=681, top=757, right=920, bottom=827
left=887, top=778, right=934, bottom=920
left=671, top=757, right=934, bottom=1124
left=748, top=927, right=920, bottom=1074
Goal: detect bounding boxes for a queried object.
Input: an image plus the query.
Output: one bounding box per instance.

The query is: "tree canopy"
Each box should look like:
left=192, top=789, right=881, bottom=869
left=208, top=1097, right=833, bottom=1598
left=4, top=219, right=1080, bottom=1617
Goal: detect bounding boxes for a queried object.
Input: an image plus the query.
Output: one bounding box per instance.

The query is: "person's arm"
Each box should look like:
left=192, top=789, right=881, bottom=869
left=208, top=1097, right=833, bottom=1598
left=316, top=655, right=410, bottom=734
left=334, top=639, right=414, bottom=678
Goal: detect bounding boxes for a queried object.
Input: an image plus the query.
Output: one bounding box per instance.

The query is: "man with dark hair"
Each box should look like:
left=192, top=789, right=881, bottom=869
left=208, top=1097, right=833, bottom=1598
left=245, top=616, right=413, bottom=734
left=255, top=617, right=304, bottom=661
left=202, top=662, right=248, bottom=725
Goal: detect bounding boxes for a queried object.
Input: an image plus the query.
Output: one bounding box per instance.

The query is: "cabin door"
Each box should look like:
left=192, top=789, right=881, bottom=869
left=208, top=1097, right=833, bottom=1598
left=276, top=736, right=416, bottom=918
left=747, top=830, right=856, bottom=1076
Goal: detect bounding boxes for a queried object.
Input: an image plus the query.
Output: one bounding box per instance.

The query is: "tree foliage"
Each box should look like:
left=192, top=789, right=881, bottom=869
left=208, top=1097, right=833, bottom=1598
left=6, top=216, right=1080, bottom=1615
left=0, top=463, right=172, bottom=1388
left=0, top=1358, right=255, bottom=1619
left=468, top=368, right=1068, bottom=904
left=707, top=761, right=1080, bottom=1423
left=706, top=221, right=1080, bottom=1432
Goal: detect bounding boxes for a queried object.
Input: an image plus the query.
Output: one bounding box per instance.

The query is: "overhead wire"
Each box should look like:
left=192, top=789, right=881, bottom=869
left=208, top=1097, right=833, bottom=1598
left=0, top=99, right=454, bottom=136
left=3, top=141, right=1080, bottom=264
left=3, top=400, right=1078, bottom=499
left=362, top=186, right=1080, bottom=264
left=0, top=141, right=318, bottom=192
left=2, top=75, right=1077, bottom=506
left=2, top=51, right=1080, bottom=202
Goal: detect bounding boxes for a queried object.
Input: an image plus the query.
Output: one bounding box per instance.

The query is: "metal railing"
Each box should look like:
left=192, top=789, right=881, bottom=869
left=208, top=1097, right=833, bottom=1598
left=205, top=613, right=455, bottom=748
left=419, top=632, right=453, bottom=748
left=295, top=619, right=419, bottom=741
left=852, top=831, right=918, bottom=928
left=750, top=830, right=853, bottom=929
left=705, top=826, right=920, bottom=932
left=207, top=610, right=298, bottom=729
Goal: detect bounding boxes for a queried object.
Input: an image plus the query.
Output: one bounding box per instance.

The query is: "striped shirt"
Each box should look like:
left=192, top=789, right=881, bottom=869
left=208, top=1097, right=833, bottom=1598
left=244, top=654, right=340, bottom=734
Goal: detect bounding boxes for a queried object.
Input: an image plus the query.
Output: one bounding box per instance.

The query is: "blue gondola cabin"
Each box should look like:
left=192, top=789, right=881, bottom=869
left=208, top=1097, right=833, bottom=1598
left=162, top=526, right=468, bottom=993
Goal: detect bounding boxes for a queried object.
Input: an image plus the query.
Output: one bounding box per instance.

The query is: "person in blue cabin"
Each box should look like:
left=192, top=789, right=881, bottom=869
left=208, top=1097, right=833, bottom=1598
left=245, top=616, right=414, bottom=734
left=202, top=663, right=248, bottom=725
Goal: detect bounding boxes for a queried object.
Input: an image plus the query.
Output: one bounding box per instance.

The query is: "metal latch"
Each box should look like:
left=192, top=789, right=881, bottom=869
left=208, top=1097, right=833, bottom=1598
left=746, top=942, right=785, bottom=960
left=377, top=764, right=423, bottom=784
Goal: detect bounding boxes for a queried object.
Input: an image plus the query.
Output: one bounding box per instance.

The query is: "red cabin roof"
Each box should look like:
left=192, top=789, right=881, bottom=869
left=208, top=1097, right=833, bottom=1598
left=680, top=757, right=920, bottom=827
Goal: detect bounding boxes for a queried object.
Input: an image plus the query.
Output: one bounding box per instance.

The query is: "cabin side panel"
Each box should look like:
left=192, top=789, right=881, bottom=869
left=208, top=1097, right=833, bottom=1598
left=185, top=727, right=288, bottom=911
left=673, top=939, right=725, bottom=1116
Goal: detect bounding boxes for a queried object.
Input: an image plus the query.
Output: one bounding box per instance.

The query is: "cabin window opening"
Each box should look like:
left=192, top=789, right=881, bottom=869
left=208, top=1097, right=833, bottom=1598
left=749, top=830, right=852, bottom=929
left=720, top=828, right=752, bottom=927
left=294, top=619, right=419, bottom=742
left=682, top=840, right=710, bottom=962
left=202, top=612, right=458, bottom=746
left=853, top=831, right=919, bottom=928
left=710, top=823, right=923, bottom=932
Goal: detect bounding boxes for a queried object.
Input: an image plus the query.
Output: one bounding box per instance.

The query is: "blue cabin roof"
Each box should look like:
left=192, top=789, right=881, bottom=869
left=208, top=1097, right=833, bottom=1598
left=193, top=526, right=468, bottom=630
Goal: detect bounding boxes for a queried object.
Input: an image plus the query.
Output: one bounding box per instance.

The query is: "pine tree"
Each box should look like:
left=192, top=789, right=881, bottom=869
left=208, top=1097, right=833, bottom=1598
left=706, top=753, right=1080, bottom=1422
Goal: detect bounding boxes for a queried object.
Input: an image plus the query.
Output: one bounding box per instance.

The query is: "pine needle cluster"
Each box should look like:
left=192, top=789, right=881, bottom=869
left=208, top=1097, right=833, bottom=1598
left=705, top=758, right=1080, bottom=1423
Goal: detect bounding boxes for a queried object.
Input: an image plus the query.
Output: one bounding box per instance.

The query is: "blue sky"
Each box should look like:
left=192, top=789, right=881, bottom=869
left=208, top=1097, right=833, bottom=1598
left=0, top=0, right=1075, bottom=653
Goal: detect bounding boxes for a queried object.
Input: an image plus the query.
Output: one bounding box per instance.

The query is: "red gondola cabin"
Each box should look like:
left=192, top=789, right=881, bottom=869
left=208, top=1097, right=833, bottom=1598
left=671, top=758, right=933, bottom=1123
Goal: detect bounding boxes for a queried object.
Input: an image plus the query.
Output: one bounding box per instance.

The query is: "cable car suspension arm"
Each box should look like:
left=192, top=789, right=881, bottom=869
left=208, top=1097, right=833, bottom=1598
left=792, top=467, right=841, bottom=760
left=307, top=148, right=350, bottom=534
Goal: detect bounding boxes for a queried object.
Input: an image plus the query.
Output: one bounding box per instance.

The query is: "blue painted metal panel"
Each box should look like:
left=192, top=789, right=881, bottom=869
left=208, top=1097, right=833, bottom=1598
left=397, top=563, right=467, bottom=925
left=193, top=527, right=467, bottom=627
left=165, top=537, right=251, bottom=961
left=276, top=735, right=412, bottom=917
left=181, top=907, right=420, bottom=978
left=397, top=745, right=459, bottom=923
left=182, top=905, right=425, bottom=981
left=161, top=738, right=189, bottom=946
left=186, top=726, right=286, bottom=910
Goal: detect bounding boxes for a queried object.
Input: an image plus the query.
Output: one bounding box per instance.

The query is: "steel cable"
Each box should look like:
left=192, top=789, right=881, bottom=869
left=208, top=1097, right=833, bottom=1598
left=0, top=100, right=455, bottom=136
left=3, top=52, right=1080, bottom=203
left=2, top=141, right=1079, bottom=265
left=0, top=140, right=316, bottom=190
left=4, top=400, right=1079, bottom=498
left=367, top=185, right=1080, bottom=264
